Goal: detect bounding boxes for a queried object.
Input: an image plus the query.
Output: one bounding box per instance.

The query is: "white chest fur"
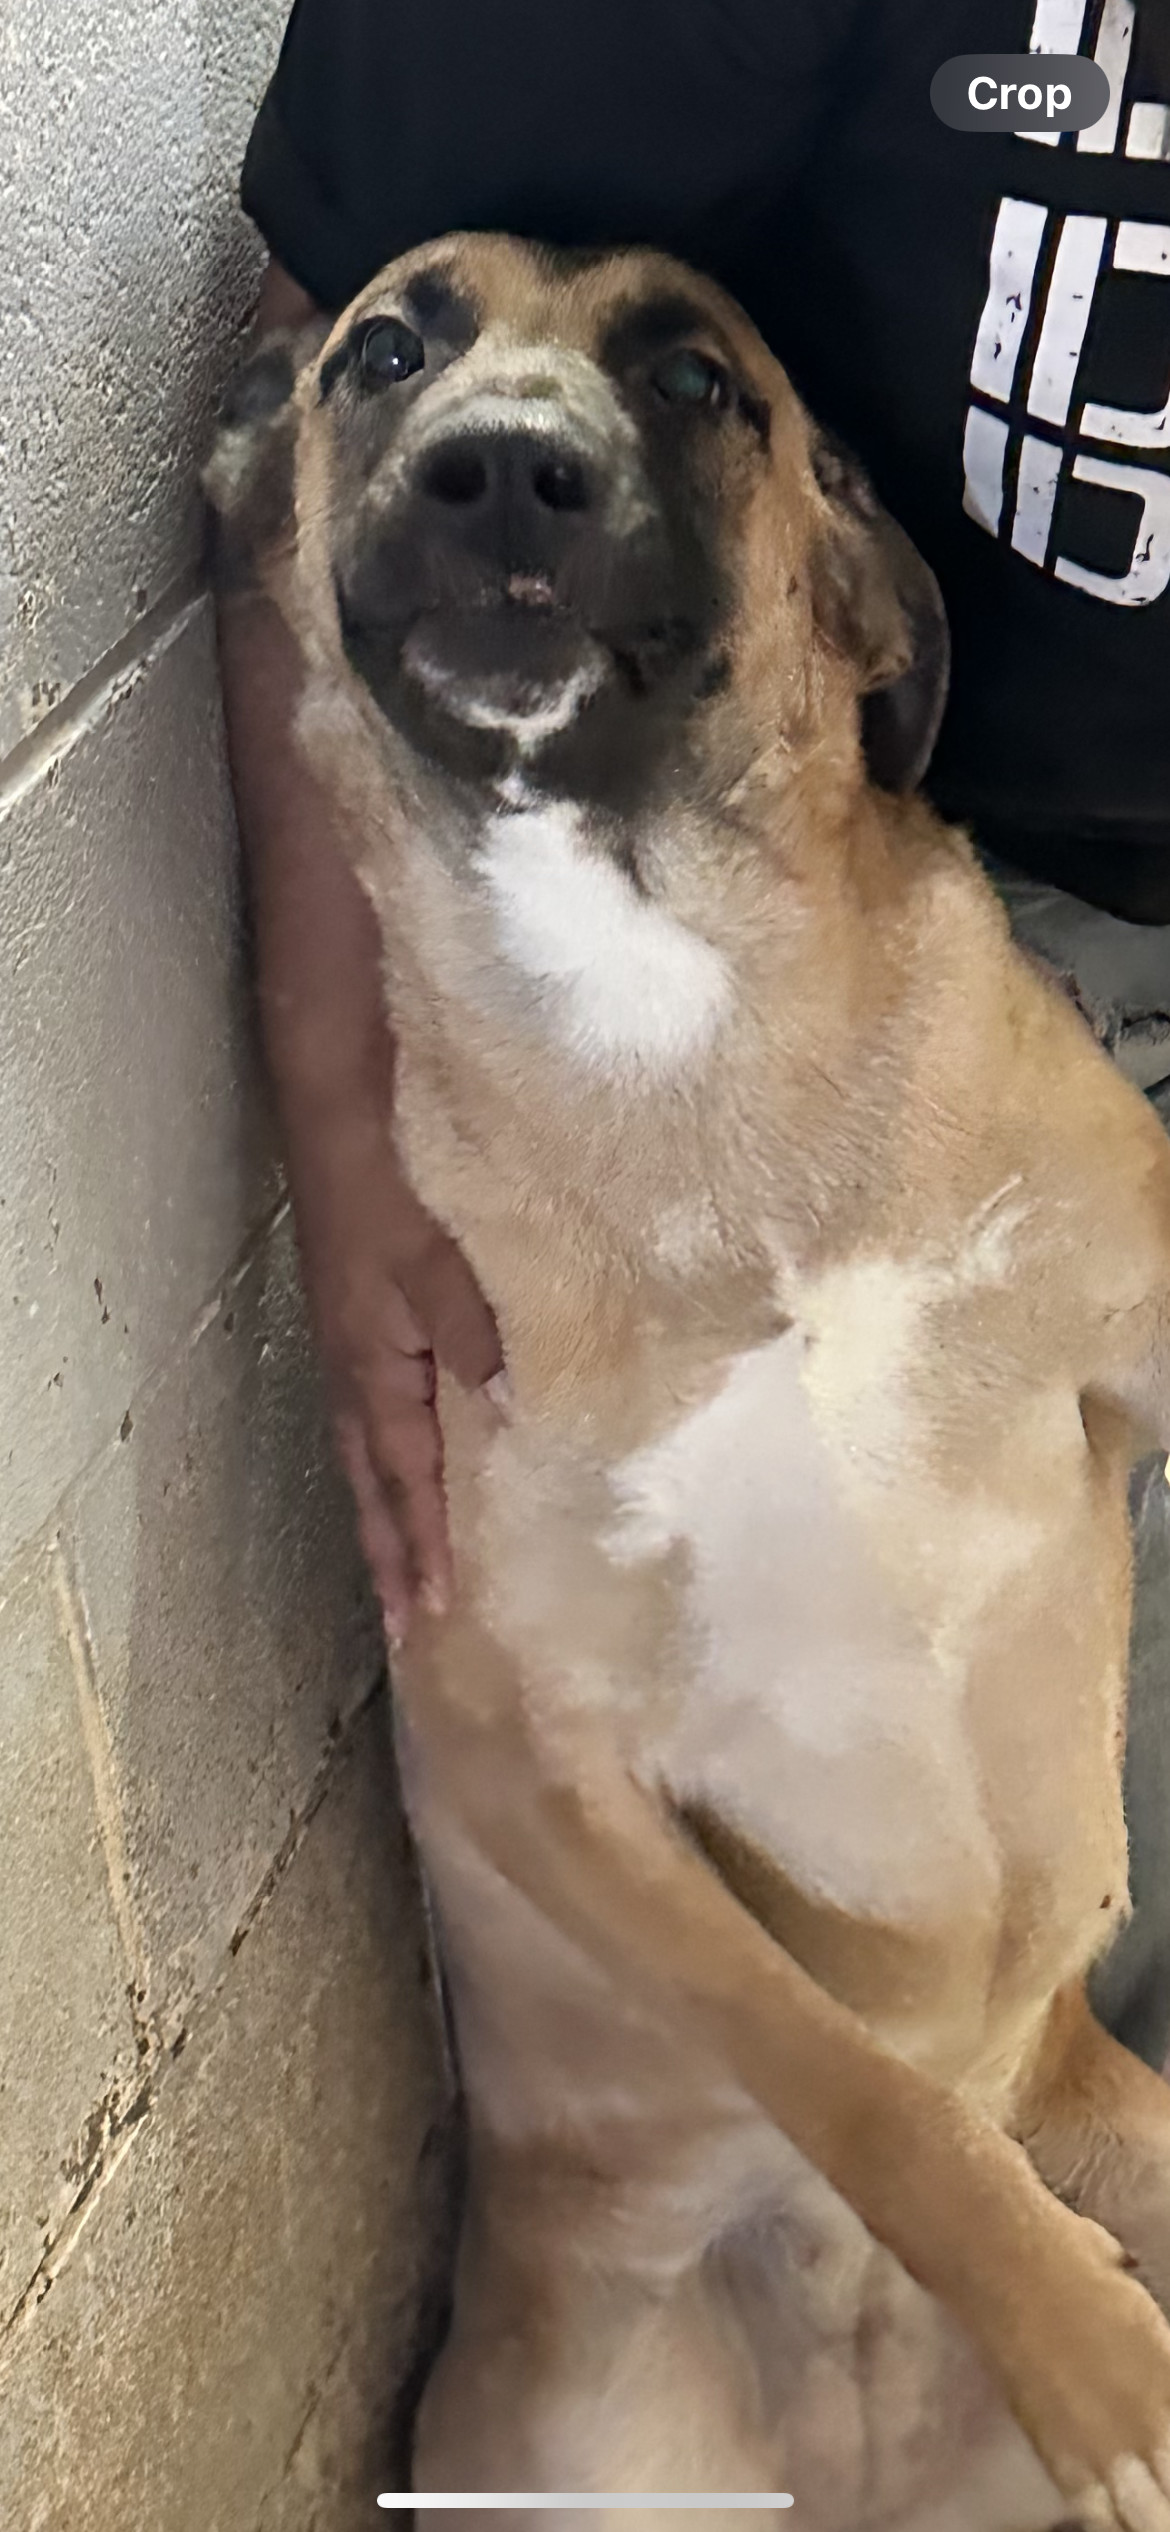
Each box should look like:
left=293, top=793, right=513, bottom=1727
left=607, top=1327, right=1002, bottom=1929
left=477, top=804, right=730, bottom=1073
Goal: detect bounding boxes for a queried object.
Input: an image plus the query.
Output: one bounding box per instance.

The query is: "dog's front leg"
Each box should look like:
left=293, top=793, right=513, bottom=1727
left=421, top=1689, right=1170, bottom=2532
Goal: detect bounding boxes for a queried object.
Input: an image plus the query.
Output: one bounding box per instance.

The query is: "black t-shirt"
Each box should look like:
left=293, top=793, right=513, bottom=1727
left=242, top=0, right=1170, bottom=921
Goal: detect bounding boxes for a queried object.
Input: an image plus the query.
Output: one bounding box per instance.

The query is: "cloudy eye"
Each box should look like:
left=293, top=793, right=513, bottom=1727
left=356, top=316, right=426, bottom=388
left=651, top=347, right=731, bottom=412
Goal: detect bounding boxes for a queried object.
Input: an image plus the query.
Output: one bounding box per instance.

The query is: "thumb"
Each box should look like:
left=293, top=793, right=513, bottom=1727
left=401, top=1238, right=503, bottom=1393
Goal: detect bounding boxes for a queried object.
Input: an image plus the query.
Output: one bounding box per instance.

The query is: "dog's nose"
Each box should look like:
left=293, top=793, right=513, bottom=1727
left=416, top=427, right=596, bottom=534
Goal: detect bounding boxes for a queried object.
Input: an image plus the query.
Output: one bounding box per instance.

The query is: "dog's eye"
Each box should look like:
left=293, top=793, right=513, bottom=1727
left=651, top=348, right=731, bottom=412
left=356, top=317, right=426, bottom=388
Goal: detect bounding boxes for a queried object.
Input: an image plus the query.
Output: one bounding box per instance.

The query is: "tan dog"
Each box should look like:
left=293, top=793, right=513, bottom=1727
left=210, top=237, right=1170, bottom=2532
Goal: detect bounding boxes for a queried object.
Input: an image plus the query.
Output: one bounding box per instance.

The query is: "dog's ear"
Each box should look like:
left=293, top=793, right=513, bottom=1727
left=202, top=319, right=328, bottom=592
left=810, top=433, right=950, bottom=795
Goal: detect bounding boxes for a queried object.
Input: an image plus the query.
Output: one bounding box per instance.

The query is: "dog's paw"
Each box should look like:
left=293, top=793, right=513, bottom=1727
left=1090, top=2155, right=1170, bottom=2328
left=1071, top=2455, right=1170, bottom=2532
left=1007, top=2226, right=1170, bottom=2531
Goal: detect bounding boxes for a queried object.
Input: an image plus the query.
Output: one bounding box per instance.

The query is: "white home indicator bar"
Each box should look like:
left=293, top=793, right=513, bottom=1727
left=378, top=2498, right=795, bottom=2511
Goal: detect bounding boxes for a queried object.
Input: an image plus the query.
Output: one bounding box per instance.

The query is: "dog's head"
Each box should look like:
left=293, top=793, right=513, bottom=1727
left=210, top=235, right=946, bottom=815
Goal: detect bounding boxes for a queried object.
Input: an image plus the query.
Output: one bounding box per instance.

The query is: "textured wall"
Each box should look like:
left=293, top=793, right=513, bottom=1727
left=0, top=4, right=446, bottom=2523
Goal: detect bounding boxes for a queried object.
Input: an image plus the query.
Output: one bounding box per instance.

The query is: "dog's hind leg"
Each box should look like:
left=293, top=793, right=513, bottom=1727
left=412, top=2150, right=785, bottom=2523
left=1018, top=1984, right=1170, bottom=2312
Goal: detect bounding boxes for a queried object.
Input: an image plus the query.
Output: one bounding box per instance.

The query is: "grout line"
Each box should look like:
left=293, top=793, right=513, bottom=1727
left=0, top=568, right=207, bottom=818
left=222, top=1666, right=388, bottom=1974
left=0, top=1664, right=388, bottom=2362
left=0, top=1194, right=291, bottom=1596
left=51, top=1535, right=156, bottom=2051
left=0, top=2110, right=147, bottom=2357
left=0, top=1194, right=305, bottom=2322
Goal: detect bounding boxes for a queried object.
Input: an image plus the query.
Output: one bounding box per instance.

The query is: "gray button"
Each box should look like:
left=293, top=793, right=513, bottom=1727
left=930, top=53, right=1111, bottom=132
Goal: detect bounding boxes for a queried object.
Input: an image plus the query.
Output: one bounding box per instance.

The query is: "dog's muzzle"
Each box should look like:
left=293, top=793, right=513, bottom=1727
left=335, top=374, right=666, bottom=741
left=334, top=354, right=719, bottom=776
left=397, top=420, right=612, bottom=731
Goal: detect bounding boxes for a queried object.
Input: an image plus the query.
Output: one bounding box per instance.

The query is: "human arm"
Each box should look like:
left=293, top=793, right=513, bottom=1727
left=217, top=258, right=501, bottom=1637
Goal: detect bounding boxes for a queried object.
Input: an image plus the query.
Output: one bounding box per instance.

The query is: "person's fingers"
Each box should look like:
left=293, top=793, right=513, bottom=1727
left=369, top=1268, right=434, bottom=1368
left=323, top=1245, right=490, bottom=1626
left=356, top=1361, right=455, bottom=1619
left=335, top=1410, right=414, bottom=1641
left=400, top=1459, right=456, bottom=1620
left=396, top=1237, right=503, bottom=1392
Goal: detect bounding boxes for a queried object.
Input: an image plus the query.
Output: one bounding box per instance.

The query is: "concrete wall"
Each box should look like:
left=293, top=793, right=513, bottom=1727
left=0, top=4, right=447, bottom=2523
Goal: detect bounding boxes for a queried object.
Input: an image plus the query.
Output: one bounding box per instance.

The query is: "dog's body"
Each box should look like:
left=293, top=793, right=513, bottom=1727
left=211, top=238, right=1170, bottom=2531
left=370, top=761, right=1165, bottom=2532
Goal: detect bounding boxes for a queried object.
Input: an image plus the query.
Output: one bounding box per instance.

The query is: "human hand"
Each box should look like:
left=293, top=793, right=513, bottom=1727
left=294, top=1123, right=502, bottom=1641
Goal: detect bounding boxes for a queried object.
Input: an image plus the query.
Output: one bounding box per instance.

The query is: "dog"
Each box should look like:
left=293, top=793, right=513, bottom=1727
left=209, top=235, right=1170, bottom=2532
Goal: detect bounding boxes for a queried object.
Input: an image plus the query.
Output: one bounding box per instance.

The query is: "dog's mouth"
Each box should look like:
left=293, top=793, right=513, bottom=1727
left=336, top=557, right=722, bottom=801
left=347, top=596, right=712, bottom=733
left=399, top=593, right=610, bottom=739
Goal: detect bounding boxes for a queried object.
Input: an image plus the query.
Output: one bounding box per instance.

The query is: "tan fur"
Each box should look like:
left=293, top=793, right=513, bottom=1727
left=213, top=238, right=1170, bottom=2530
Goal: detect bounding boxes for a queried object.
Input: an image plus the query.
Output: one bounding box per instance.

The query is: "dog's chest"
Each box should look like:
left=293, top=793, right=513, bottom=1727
left=605, top=1325, right=1001, bottom=1929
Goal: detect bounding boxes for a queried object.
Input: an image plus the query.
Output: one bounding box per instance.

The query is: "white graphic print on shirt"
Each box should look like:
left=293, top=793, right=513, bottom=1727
left=962, top=0, right=1170, bottom=603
